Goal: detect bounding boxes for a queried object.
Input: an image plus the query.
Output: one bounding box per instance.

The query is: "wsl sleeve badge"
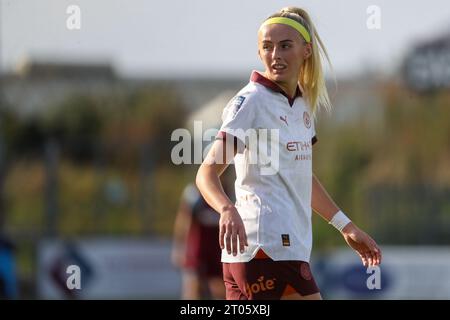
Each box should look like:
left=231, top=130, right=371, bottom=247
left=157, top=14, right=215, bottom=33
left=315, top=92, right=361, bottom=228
left=228, top=96, right=246, bottom=119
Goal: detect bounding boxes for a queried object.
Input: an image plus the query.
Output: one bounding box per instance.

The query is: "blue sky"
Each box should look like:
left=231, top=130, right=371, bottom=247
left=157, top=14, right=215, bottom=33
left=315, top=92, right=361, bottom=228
left=1, top=0, right=450, bottom=78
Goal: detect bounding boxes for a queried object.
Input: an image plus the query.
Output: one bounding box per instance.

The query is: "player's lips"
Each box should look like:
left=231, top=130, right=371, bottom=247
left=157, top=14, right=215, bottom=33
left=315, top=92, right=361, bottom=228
left=271, top=63, right=287, bottom=73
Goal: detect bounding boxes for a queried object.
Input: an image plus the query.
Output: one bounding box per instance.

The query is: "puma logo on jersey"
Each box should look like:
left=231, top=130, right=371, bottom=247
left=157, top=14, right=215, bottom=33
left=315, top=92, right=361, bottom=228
left=280, top=115, right=288, bottom=126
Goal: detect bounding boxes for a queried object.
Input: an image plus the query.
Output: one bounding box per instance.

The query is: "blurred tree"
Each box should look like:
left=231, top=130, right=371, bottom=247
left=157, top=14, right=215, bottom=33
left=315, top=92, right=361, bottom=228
left=42, top=94, right=104, bottom=163
left=100, top=87, right=188, bottom=167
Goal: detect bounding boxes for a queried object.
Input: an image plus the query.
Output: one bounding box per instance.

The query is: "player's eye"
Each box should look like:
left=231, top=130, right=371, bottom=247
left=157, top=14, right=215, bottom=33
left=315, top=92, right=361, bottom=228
left=281, top=43, right=292, bottom=49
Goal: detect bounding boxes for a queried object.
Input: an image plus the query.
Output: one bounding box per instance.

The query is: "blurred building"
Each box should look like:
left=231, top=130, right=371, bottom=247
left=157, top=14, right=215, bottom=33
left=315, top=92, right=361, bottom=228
left=0, top=58, right=120, bottom=116
left=403, top=31, right=450, bottom=92
left=186, top=90, right=234, bottom=132
left=0, top=57, right=245, bottom=117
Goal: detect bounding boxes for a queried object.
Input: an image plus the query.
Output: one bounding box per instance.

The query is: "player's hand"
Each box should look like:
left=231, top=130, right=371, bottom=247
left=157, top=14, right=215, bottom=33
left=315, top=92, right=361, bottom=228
left=219, top=205, right=248, bottom=256
left=341, top=223, right=382, bottom=267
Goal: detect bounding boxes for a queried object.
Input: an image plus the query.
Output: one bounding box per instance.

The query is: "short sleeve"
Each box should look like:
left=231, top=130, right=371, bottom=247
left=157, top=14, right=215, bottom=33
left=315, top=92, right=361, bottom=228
left=216, top=94, right=256, bottom=150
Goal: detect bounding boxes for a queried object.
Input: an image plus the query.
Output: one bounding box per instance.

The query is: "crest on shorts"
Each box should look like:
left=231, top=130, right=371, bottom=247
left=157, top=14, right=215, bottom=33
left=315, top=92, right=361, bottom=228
left=229, top=96, right=246, bottom=118
left=303, top=111, right=311, bottom=129
left=300, top=263, right=312, bottom=281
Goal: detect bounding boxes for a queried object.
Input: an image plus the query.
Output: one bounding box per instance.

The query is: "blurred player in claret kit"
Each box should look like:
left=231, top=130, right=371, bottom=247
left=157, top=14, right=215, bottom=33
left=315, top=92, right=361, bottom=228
left=172, top=169, right=235, bottom=299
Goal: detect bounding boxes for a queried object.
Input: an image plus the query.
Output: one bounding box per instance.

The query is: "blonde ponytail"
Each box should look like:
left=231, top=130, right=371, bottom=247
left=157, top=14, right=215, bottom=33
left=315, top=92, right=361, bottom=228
left=267, top=7, right=333, bottom=115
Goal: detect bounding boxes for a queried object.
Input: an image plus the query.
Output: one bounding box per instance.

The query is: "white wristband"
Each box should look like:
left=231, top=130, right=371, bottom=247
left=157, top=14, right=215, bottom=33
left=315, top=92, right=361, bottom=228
left=329, top=210, right=351, bottom=232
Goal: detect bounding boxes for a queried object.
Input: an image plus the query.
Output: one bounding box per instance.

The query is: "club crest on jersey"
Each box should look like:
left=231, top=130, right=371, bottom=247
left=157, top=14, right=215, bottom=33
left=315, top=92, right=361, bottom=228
left=303, top=111, right=311, bottom=129
left=230, top=96, right=246, bottom=118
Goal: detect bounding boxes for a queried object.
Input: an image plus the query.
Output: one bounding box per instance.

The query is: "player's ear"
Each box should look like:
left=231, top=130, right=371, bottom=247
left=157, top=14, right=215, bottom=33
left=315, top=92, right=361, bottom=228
left=304, top=43, right=312, bottom=60
left=257, top=49, right=262, bottom=61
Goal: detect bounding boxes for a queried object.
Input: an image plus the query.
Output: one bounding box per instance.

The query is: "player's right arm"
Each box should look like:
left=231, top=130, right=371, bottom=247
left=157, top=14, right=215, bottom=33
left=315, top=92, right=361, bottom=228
left=196, top=136, right=248, bottom=256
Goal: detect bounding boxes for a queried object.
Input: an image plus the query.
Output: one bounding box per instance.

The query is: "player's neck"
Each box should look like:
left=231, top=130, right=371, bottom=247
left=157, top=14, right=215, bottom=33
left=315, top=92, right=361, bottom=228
left=274, top=80, right=297, bottom=99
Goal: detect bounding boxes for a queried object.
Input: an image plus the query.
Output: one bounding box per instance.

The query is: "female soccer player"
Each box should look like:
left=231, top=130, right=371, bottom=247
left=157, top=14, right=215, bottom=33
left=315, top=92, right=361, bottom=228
left=196, top=6, right=382, bottom=300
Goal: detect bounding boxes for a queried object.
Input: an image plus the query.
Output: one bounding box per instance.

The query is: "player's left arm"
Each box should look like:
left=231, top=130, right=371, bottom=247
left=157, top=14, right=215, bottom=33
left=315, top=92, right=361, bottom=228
left=311, top=173, right=382, bottom=267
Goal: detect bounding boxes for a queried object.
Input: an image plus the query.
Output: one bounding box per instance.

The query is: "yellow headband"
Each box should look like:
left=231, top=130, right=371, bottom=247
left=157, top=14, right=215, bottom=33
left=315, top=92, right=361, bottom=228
left=260, top=17, right=311, bottom=43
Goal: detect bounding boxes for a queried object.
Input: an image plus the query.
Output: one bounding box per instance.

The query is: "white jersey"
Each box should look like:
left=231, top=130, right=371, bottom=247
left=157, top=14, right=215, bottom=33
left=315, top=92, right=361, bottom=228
left=218, top=71, right=317, bottom=263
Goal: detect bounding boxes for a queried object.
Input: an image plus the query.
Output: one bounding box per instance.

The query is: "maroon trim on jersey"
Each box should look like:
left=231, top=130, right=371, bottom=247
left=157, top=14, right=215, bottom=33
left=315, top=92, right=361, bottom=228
left=216, top=131, right=227, bottom=140
left=215, top=131, right=241, bottom=150
left=250, top=71, right=302, bottom=107
left=216, top=131, right=236, bottom=143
